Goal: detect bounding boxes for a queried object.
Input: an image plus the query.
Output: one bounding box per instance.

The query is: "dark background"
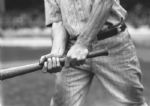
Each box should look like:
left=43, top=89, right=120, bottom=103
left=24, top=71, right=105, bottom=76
left=5, top=0, right=44, bottom=11
left=0, top=0, right=150, bottom=106
left=4, top=0, right=150, bottom=11
left=0, top=0, right=150, bottom=29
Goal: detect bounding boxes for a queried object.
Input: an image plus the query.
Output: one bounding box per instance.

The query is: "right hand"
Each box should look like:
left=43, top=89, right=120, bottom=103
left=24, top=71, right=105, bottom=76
left=39, top=53, right=62, bottom=73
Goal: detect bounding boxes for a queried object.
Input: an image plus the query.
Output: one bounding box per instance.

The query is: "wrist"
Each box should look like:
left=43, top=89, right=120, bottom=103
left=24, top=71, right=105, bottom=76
left=76, top=30, right=93, bottom=49
left=51, top=47, right=65, bottom=57
left=75, top=38, right=91, bottom=49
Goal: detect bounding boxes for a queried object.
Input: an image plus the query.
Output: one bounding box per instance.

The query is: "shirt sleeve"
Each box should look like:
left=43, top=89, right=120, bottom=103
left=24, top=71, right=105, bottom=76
left=44, top=0, right=62, bottom=27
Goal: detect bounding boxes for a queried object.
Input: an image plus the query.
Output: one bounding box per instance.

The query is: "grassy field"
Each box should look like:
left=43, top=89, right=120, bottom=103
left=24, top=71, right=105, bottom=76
left=1, top=46, right=150, bottom=106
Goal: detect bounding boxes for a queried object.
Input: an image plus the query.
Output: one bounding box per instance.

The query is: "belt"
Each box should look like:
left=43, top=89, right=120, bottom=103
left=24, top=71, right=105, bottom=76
left=69, top=20, right=126, bottom=41
left=97, top=21, right=126, bottom=40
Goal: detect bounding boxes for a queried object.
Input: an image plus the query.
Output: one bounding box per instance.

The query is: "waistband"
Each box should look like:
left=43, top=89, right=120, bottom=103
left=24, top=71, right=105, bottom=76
left=69, top=19, right=126, bottom=41
left=97, top=20, right=126, bottom=40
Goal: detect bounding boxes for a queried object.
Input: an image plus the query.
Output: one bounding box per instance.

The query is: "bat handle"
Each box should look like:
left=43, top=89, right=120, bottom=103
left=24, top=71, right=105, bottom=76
left=0, top=50, right=108, bottom=80
left=46, top=49, right=108, bottom=73
left=59, top=49, right=109, bottom=63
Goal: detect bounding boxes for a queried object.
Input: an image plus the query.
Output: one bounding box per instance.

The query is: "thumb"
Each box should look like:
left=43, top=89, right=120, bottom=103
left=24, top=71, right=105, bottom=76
left=39, top=55, right=47, bottom=65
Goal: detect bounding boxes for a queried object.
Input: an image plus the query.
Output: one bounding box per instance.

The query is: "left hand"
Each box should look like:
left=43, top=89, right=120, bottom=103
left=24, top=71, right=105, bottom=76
left=66, top=44, right=89, bottom=66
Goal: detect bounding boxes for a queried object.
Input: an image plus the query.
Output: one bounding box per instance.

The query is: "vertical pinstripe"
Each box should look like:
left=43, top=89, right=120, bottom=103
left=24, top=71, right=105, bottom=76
left=45, top=0, right=127, bottom=36
left=44, top=0, right=148, bottom=106
left=50, top=30, right=148, bottom=106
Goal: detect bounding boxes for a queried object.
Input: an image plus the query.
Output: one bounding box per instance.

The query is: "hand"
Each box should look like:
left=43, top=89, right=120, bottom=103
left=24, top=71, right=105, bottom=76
left=66, top=44, right=89, bottom=67
left=39, top=53, right=62, bottom=73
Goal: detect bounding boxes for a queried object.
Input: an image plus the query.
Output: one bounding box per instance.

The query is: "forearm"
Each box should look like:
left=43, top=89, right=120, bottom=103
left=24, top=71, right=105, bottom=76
left=50, top=22, right=67, bottom=55
left=76, top=0, right=113, bottom=47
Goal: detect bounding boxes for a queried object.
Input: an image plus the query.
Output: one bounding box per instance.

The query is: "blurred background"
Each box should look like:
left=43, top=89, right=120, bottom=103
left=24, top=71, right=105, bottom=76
left=0, top=0, right=150, bottom=106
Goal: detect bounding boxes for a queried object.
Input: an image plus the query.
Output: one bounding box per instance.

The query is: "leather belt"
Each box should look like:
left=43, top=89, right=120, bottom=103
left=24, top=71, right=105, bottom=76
left=97, top=21, right=126, bottom=40
left=69, top=20, right=127, bottom=41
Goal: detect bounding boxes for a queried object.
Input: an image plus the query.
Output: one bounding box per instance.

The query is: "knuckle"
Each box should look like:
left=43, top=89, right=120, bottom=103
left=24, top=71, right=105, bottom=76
left=83, top=50, right=88, bottom=54
left=41, top=56, right=44, bottom=60
left=56, top=57, right=59, bottom=61
left=40, top=56, right=46, bottom=63
left=76, top=57, right=81, bottom=61
left=71, top=54, right=76, bottom=59
left=48, top=58, right=52, bottom=62
left=46, top=54, right=53, bottom=58
left=83, top=56, right=86, bottom=59
left=52, top=57, right=56, bottom=61
left=44, top=62, right=47, bottom=68
left=56, top=58, right=60, bottom=65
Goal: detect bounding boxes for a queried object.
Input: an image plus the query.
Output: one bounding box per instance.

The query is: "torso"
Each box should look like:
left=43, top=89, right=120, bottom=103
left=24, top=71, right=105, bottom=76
left=57, top=0, right=127, bottom=36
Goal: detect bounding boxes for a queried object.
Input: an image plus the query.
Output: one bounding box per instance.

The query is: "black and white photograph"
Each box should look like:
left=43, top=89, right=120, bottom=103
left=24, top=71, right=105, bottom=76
left=0, top=0, right=150, bottom=106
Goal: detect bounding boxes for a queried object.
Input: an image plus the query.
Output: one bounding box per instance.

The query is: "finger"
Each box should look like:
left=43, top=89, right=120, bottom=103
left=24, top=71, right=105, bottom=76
left=56, top=57, right=61, bottom=67
left=47, top=58, right=52, bottom=70
left=79, top=55, right=86, bottom=60
left=76, top=56, right=82, bottom=61
left=83, top=49, right=88, bottom=54
left=69, top=52, right=77, bottom=60
left=42, top=62, right=48, bottom=73
left=39, top=56, right=47, bottom=65
left=52, top=57, right=57, bottom=68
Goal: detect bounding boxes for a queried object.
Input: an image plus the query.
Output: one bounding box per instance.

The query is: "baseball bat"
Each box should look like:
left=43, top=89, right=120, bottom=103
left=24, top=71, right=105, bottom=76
left=0, top=50, right=108, bottom=80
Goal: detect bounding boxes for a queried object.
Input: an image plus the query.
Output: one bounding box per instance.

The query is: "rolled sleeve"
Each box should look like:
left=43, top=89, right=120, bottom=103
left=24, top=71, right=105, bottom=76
left=44, top=0, right=62, bottom=26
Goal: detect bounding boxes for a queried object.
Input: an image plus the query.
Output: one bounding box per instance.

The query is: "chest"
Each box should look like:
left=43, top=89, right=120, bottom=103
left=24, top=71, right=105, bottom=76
left=58, top=0, right=93, bottom=20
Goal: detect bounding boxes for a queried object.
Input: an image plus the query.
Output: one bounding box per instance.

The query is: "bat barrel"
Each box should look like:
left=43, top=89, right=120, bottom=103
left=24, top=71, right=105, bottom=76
left=0, top=63, right=43, bottom=80
left=0, top=50, right=108, bottom=80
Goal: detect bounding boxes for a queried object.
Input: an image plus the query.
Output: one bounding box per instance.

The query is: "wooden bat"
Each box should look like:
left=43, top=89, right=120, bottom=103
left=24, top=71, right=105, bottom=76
left=0, top=50, right=108, bottom=80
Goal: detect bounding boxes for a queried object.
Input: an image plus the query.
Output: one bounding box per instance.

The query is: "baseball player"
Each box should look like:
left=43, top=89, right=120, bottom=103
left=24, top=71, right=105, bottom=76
left=40, top=0, right=148, bottom=106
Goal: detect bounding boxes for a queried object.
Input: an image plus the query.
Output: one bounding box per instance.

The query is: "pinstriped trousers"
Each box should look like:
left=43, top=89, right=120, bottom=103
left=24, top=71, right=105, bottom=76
left=50, top=29, right=148, bottom=106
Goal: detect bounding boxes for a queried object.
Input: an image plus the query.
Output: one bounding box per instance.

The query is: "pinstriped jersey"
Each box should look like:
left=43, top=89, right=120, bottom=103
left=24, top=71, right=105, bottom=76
left=44, top=0, right=127, bottom=36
